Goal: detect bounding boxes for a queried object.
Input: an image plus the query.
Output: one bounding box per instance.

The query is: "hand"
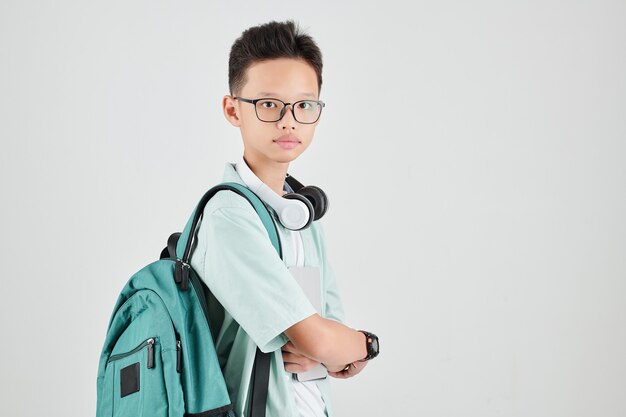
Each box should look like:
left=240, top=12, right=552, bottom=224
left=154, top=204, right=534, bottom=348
left=325, top=360, right=368, bottom=379
left=281, top=341, right=322, bottom=373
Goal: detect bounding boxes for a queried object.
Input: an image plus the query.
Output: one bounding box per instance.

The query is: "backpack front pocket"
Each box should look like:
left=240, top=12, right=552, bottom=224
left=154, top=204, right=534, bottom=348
left=106, top=336, right=168, bottom=417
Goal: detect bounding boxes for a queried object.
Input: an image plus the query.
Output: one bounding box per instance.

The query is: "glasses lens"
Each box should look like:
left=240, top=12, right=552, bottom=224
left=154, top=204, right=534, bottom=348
left=255, top=99, right=322, bottom=123
left=294, top=100, right=322, bottom=123
left=255, top=99, right=284, bottom=122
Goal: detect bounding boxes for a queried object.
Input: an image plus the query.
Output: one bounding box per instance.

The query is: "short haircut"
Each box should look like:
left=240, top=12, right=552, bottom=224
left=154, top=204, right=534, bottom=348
left=228, top=19, right=323, bottom=97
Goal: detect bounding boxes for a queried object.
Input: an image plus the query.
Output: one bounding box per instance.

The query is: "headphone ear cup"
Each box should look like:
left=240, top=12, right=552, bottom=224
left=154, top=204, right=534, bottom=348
left=298, top=185, right=328, bottom=221
left=282, top=193, right=314, bottom=230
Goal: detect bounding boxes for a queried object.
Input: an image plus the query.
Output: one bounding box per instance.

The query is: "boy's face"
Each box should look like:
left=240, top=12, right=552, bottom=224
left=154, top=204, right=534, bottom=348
left=223, top=57, right=321, bottom=165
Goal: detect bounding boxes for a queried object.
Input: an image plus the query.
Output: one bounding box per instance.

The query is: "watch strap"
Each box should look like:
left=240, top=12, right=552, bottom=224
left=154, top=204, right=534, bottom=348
left=357, top=330, right=379, bottom=362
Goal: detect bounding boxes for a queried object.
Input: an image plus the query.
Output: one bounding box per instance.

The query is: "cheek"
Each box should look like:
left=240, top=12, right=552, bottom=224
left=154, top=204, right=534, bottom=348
left=300, top=130, right=316, bottom=146
left=240, top=121, right=272, bottom=142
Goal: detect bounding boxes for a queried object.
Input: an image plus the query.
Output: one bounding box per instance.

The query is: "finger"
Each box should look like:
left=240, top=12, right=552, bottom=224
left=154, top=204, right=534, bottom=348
left=281, top=341, right=297, bottom=353
left=347, top=362, right=364, bottom=374
left=327, top=370, right=350, bottom=379
left=283, top=352, right=319, bottom=368
left=283, top=351, right=308, bottom=363
left=328, top=362, right=362, bottom=379
left=282, top=349, right=319, bottom=365
left=283, top=341, right=311, bottom=357
left=281, top=352, right=298, bottom=363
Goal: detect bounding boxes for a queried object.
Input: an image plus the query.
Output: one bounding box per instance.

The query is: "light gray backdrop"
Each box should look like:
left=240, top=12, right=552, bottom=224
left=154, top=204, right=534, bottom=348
left=1, top=1, right=624, bottom=416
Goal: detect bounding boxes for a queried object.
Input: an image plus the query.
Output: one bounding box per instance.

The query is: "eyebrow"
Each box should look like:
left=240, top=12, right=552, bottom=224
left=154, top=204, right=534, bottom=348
left=256, top=92, right=317, bottom=99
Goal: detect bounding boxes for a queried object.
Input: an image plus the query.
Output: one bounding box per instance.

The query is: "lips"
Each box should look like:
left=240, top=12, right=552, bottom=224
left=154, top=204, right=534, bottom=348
left=274, top=135, right=301, bottom=150
left=274, top=134, right=301, bottom=143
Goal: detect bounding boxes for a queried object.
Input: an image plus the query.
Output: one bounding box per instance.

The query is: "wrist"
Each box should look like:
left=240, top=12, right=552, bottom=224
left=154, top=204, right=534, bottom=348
left=357, top=330, right=368, bottom=361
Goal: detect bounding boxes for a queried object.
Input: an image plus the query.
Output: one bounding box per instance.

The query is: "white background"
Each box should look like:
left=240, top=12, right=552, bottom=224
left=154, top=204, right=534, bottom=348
left=1, top=1, right=625, bottom=416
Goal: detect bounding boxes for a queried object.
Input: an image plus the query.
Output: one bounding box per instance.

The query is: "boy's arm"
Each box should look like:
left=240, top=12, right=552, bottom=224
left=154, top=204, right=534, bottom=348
left=196, top=196, right=367, bottom=367
left=192, top=203, right=319, bottom=353
left=284, top=314, right=367, bottom=368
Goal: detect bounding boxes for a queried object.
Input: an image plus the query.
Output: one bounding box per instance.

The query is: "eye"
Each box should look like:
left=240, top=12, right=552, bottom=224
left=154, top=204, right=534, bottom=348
left=260, top=101, right=277, bottom=109
left=297, top=101, right=314, bottom=110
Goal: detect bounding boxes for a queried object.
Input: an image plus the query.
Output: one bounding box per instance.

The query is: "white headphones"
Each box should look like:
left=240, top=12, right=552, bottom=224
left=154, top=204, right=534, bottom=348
left=235, top=154, right=329, bottom=231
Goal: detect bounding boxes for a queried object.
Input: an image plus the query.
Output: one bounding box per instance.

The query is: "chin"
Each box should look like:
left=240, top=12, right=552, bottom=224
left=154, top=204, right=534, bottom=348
left=269, top=149, right=305, bottom=162
left=273, top=155, right=299, bottom=164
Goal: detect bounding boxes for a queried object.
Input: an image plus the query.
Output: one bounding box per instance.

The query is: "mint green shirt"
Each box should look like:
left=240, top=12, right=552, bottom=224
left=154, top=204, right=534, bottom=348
left=189, top=161, right=346, bottom=417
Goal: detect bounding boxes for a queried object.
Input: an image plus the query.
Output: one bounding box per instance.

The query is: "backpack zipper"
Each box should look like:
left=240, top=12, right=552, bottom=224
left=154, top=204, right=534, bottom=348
left=147, top=338, right=155, bottom=368
left=107, top=337, right=156, bottom=369
left=176, top=339, right=182, bottom=373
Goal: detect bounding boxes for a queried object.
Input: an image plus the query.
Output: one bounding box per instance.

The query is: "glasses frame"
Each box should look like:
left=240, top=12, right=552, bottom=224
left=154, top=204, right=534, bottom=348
left=233, top=96, right=325, bottom=124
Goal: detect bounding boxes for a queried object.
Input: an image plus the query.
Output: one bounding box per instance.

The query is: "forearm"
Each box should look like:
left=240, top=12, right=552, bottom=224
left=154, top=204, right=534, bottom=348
left=286, top=315, right=367, bottom=368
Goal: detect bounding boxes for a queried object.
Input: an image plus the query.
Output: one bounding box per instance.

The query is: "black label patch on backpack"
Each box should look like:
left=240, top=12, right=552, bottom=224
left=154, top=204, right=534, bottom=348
left=120, top=362, right=140, bottom=397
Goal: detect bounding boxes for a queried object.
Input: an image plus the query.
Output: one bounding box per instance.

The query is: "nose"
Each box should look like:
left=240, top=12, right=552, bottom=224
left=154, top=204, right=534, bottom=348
left=277, top=104, right=297, bottom=129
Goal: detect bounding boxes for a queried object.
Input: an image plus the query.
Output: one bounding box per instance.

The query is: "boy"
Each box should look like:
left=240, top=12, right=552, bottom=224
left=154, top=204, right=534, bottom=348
left=189, top=20, right=379, bottom=417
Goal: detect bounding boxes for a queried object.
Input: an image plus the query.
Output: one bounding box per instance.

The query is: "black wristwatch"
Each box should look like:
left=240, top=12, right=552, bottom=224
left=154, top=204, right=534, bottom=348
left=356, top=330, right=379, bottom=362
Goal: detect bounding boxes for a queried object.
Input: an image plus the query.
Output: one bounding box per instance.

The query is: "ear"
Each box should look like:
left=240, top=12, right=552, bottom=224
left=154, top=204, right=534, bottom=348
left=222, top=95, right=242, bottom=127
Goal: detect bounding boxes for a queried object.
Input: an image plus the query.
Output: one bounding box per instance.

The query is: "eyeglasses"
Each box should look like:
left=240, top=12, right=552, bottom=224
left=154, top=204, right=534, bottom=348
left=233, top=96, right=325, bottom=124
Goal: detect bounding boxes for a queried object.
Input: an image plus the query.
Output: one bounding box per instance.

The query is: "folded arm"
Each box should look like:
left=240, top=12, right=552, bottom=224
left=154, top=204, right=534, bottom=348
left=284, top=313, right=367, bottom=369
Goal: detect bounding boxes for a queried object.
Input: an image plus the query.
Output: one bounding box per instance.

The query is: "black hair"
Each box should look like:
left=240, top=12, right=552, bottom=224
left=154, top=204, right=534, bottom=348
left=228, top=20, right=323, bottom=97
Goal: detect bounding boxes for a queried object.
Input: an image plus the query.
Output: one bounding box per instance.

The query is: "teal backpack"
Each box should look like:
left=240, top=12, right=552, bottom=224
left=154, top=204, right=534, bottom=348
left=96, top=183, right=283, bottom=417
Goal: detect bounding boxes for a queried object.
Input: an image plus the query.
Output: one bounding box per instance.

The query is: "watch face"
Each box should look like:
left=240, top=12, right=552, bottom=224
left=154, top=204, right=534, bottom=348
left=372, top=337, right=379, bottom=353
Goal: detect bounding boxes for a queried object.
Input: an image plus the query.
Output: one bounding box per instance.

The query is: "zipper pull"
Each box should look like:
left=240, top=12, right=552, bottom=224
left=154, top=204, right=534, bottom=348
left=147, top=338, right=155, bottom=369
left=175, top=259, right=190, bottom=291
left=176, top=340, right=182, bottom=373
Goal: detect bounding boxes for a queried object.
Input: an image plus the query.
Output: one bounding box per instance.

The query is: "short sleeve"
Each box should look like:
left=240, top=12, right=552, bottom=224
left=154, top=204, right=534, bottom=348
left=316, top=221, right=346, bottom=324
left=191, top=205, right=318, bottom=353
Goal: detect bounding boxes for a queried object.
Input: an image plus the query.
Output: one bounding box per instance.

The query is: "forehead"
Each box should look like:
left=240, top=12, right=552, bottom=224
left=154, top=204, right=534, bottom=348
left=242, top=58, right=318, bottom=99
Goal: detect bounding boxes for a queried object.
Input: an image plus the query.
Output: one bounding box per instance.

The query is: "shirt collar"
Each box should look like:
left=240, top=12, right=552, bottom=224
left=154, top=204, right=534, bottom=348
left=222, top=161, right=295, bottom=194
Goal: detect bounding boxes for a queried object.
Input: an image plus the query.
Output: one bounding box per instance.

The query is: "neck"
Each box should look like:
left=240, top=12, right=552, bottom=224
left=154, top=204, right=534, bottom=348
left=243, top=151, right=288, bottom=196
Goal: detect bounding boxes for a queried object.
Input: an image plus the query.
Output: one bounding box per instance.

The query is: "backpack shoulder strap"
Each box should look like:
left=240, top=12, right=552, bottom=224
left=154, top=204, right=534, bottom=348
left=176, top=182, right=282, bottom=262
left=175, top=182, right=277, bottom=417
